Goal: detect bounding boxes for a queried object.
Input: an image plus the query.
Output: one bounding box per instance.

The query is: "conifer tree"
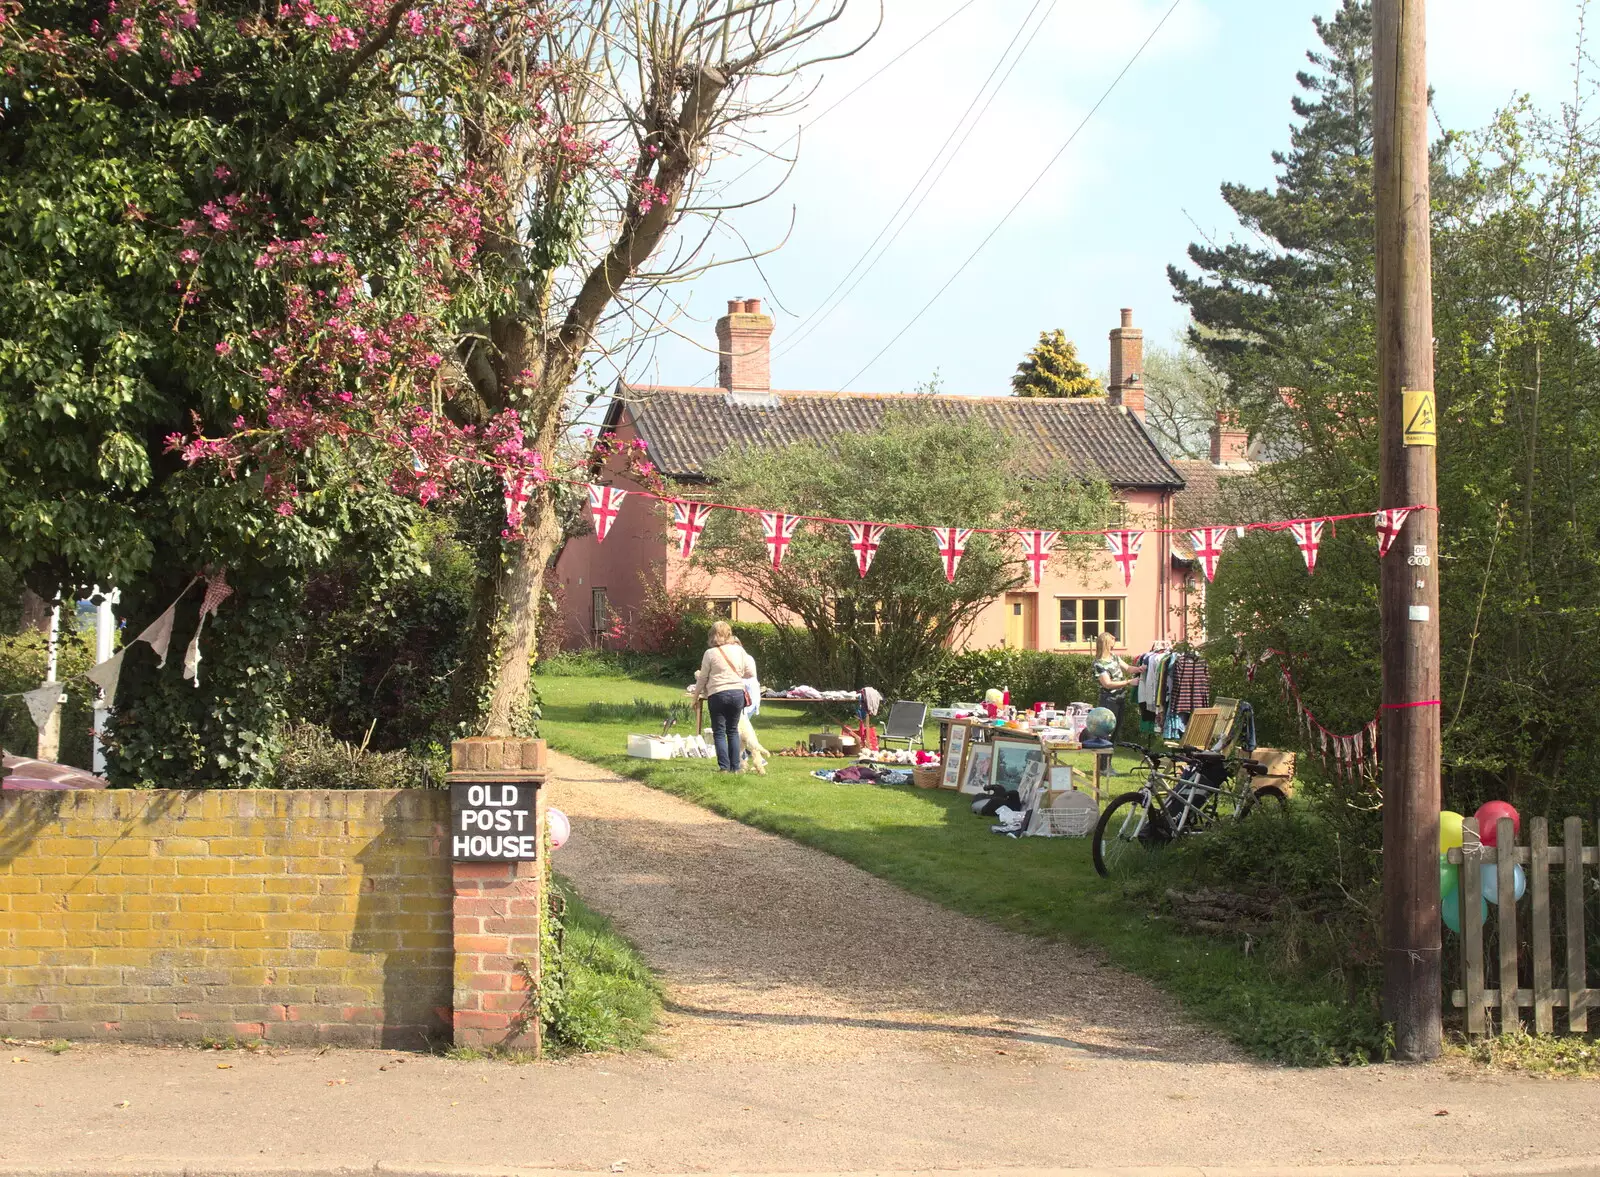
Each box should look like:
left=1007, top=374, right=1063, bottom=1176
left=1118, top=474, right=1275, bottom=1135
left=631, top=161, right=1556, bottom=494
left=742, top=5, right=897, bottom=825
left=1011, top=329, right=1104, bottom=398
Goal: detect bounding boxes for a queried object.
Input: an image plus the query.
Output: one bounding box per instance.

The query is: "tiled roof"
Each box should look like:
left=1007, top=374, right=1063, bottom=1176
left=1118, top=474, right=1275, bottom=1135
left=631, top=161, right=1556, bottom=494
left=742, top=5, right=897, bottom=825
left=614, top=387, right=1186, bottom=489
left=1170, top=459, right=1254, bottom=527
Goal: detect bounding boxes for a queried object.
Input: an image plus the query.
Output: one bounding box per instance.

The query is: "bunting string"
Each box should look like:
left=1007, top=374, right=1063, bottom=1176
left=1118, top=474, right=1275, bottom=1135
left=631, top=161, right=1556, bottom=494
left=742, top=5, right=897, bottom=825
left=1256, top=648, right=1382, bottom=780
left=0, top=574, right=226, bottom=735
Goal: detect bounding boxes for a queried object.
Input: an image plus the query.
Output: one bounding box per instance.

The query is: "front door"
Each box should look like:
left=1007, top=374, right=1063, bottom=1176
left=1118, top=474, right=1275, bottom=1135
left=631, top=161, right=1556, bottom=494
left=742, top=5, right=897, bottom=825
left=1004, top=593, right=1036, bottom=649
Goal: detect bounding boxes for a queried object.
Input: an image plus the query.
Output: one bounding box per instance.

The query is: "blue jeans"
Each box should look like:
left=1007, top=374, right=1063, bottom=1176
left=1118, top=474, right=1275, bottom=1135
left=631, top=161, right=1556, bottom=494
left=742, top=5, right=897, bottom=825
left=707, top=689, right=745, bottom=772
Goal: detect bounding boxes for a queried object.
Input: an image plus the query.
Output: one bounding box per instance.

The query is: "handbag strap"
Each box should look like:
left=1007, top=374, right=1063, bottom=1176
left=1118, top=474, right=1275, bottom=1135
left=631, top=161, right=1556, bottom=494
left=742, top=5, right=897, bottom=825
left=717, top=645, right=750, bottom=678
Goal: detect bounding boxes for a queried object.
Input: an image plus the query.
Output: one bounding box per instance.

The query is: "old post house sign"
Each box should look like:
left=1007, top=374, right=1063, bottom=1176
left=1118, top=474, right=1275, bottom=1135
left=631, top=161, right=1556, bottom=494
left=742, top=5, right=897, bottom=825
left=451, top=780, right=539, bottom=861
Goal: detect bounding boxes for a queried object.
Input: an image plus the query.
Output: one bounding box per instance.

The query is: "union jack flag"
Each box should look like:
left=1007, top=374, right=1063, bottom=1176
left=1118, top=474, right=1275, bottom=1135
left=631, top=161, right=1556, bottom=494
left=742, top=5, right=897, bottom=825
left=1374, top=508, right=1412, bottom=558
left=931, top=527, right=973, bottom=583
left=587, top=484, right=628, bottom=544
left=502, top=471, right=537, bottom=534
left=1289, top=520, right=1323, bottom=574
left=760, top=511, right=801, bottom=569
left=1019, top=530, right=1058, bottom=589
left=671, top=501, right=713, bottom=559
left=1104, top=530, right=1144, bottom=587
left=1187, top=527, right=1229, bottom=583
left=846, top=522, right=885, bottom=578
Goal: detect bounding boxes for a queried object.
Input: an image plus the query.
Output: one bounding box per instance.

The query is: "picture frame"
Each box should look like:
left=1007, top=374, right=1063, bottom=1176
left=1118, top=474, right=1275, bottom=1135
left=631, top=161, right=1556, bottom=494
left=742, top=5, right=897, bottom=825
left=959, top=743, right=994, bottom=795
left=941, top=723, right=969, bottom=791
left=991, top=737, right=1044, bottom=795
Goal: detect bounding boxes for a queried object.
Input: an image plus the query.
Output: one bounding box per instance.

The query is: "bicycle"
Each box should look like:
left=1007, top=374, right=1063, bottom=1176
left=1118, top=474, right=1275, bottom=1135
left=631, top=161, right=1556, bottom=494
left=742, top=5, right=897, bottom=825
left=1091, top=742, right=1288, bottom=878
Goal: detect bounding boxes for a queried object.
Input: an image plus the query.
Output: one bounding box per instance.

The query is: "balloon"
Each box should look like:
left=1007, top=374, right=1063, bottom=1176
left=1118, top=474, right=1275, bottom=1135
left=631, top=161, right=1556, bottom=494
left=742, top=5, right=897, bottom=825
left=1442, top=891, right=1487, bottom=934
left=547, top=807, right=571, bottom=851
left=1482, top=862, right=1526, bottom=904
left=1439, top=855, right=1458, bottom=901
left=1439, top=811, right=1465, bottom=854
left=1476, top=801, right=1521, bottom=847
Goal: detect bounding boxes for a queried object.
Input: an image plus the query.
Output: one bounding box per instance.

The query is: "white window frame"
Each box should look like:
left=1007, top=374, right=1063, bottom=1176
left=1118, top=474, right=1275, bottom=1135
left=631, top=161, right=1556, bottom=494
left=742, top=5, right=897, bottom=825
left=1055, top=596, right=1125, bottom=648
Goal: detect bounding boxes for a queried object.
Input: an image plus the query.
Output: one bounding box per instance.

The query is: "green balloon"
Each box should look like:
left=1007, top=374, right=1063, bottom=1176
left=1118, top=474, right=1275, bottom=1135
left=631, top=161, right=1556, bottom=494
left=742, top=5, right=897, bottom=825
left=1440, top=856, right=1459, bottom=900
left=1441, top=890, right=1487, bottom=935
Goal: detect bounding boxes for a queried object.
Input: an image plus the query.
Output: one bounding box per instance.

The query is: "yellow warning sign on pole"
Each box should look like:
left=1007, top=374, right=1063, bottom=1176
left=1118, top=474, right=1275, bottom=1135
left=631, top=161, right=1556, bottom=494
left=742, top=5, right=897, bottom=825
left=1402, top=388, right=1436, bottom=446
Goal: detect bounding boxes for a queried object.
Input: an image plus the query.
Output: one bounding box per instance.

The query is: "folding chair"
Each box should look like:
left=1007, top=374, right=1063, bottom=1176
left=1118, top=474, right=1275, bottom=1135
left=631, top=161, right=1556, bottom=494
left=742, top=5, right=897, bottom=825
left=879, top=700, right=929, bottom=751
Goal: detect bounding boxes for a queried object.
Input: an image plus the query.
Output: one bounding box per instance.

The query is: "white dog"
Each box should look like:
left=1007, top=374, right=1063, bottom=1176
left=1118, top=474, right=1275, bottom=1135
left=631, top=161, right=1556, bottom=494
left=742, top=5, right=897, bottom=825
left=739, top=713, right=769, bottom=775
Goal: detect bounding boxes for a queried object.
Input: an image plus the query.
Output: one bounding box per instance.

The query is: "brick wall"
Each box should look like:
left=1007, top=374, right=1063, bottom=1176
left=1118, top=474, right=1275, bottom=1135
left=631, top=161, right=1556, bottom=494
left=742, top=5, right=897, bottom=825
left=0, top=789, right=454, bottom=1046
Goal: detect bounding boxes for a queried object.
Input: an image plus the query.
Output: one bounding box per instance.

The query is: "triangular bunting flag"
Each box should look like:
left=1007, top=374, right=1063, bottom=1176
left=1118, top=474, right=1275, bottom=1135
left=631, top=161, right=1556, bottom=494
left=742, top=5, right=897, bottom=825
left=587, top=484, right=628, bottom=544
left=846, top=523, right=885, bottom=578
left=22, top=683, right=61, bottom=732
left=1019, top=531, right=1058, bottom=589
left=931, top=527, right=973, bottom=583
left=760, top=512, right=801, bottom=570
left=136, top=604, right=178, bottom=668
left=1104, top=530, right=1144, bottom=588
left=1187, top=527, right=1229, bottom=582
left=671, top=501, right=713, bottom=560
left=181, top=570, right=234, bottom=687
left=85, top=649, right=127, bottom=707
left=199, top=570, right=232, bottom=620
left=1374, top=508, right=1412, bottom=557
left=1289, top=520, right=1324, bottom=574
left=502, top=470, right=537, bottom=534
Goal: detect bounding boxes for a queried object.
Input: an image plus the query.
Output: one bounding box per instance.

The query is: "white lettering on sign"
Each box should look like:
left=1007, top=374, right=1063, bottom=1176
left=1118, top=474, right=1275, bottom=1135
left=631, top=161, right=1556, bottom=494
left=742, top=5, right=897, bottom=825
left=450, top=781, right=539, bottom=861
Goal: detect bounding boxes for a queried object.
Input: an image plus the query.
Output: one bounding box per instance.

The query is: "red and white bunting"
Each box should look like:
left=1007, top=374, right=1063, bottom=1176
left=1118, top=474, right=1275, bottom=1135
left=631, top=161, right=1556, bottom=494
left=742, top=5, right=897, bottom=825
left=1104, top=530, right=1144, bottom=588
left=760, top=511, right=801, bottom=569
left=671, top=501, right=713, bottom=559
left=1374, top=508, right=1412, bottom=557
left=502, top=470, right=537, bottom=533
left=846, top=522, right=885, bottom=578
left=1188, top=527, right=1229, bottom=583
left=1020, top=530, right=1059, bottom=588
left=587, top=484, right=628, bottom=544
left=1289, top=520, right=1324, bottom=574
left=932, top=527, right=973, bottom=583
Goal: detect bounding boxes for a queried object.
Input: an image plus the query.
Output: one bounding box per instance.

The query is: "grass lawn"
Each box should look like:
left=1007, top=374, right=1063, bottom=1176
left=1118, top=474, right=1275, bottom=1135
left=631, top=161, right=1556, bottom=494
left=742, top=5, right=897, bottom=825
left=536, top=669, right=1389, bottom=1065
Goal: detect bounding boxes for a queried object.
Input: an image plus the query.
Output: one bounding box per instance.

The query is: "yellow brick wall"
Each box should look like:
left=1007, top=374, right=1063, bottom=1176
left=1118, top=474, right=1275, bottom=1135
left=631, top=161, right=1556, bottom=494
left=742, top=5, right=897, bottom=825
left=0, top=789, right=453, bottom=1046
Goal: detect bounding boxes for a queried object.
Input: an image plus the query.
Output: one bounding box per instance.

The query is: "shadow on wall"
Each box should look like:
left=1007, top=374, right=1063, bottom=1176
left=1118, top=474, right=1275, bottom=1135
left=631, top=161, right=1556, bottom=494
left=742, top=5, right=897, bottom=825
left=352, top=792, right=455, bottom=1049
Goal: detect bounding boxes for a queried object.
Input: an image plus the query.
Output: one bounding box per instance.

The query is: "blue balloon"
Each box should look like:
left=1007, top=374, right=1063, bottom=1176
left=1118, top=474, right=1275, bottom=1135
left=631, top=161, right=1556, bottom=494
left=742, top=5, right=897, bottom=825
left=1482, top=863, right=1527, bottom=904
left=1442, top=890, right=1488, bottom=935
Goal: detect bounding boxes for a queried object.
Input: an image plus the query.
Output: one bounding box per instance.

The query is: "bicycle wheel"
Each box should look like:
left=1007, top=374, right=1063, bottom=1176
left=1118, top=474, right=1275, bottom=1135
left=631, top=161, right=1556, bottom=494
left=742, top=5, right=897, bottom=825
left=1093, top=790, right=1164, bottom=878
left=1238, top=784, right=1289, bottom=818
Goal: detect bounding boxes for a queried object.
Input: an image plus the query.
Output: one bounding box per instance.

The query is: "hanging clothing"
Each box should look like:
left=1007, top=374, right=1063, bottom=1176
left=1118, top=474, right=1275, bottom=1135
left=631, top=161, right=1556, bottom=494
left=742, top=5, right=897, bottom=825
left=1172, top=655, right=1212, bottom=714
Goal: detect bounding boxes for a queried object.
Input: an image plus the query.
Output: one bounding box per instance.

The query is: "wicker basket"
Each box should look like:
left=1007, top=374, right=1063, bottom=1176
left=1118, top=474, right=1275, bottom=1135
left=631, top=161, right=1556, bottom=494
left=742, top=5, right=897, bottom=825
left=912, top=763, right=942, bottom=789
left=1034, top=804, right=1098, bottom=837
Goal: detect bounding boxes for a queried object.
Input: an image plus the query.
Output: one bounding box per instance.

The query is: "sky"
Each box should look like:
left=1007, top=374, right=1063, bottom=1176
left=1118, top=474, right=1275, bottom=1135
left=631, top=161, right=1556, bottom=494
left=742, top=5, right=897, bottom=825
left=608, top=0, right=1585, bottom=402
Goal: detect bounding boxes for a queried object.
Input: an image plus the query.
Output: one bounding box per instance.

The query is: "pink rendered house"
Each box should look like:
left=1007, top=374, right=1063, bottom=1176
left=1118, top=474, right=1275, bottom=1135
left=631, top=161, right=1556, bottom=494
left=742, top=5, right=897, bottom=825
left=556, top=301, right=1241, bottom=657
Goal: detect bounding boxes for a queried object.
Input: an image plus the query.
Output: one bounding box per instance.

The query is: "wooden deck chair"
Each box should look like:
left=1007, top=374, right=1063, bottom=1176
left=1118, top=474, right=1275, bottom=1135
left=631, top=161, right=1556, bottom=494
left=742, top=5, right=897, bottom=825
left=879, top=700, right=929, bottom=751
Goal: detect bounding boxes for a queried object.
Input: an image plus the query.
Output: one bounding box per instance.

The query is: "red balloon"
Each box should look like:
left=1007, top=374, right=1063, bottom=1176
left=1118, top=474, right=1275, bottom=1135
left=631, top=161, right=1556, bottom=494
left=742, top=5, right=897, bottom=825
left=1475, top=800, right=1521, bottom=847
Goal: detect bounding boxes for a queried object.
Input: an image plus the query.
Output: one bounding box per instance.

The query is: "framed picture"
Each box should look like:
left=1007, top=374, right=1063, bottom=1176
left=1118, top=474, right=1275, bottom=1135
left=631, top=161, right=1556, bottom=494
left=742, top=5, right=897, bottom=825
left=992, top=737, right=1044, bottom=794
left=959, top=743, right=994, bottom=794
left=941, top=723, right=969, bottom=791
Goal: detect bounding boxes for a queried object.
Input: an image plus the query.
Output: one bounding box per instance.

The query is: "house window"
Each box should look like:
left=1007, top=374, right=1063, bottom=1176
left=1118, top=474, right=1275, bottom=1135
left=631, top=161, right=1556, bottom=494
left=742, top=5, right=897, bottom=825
left=705, top=598, right=735, bottom=620
left=1058, top=597, right=1123, bottom=646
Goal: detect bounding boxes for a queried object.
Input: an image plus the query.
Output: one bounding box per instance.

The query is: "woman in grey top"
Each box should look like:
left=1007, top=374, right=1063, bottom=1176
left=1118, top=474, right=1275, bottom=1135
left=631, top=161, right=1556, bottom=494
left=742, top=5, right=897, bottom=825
left=693, top=620, right=756, bottom=772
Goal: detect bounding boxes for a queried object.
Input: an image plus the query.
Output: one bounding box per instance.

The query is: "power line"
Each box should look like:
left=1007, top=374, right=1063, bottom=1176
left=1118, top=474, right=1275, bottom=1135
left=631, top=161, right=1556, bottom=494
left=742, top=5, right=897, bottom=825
left=773, top=0, right=1059, bottom=362
left=682, top=0, right=988, bottom=385
left=838, top=0, right=1186, bottom=390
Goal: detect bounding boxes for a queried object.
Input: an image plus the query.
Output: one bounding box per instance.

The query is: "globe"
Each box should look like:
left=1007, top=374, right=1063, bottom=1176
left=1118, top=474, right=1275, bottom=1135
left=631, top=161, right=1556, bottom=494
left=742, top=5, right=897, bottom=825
left=1082, top=707, right=1118, bottom=743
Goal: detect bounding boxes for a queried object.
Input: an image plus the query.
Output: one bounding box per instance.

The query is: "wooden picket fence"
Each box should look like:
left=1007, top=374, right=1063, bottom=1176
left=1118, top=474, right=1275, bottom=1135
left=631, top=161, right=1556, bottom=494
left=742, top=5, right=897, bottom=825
left=1447, top=815, right=1599, bottom=1035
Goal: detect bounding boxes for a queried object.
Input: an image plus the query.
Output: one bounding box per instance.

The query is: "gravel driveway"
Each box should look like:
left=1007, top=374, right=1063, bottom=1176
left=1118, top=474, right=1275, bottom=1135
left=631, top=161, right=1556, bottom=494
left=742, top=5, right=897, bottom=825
left=545, top=749, right=1234, bottom=1065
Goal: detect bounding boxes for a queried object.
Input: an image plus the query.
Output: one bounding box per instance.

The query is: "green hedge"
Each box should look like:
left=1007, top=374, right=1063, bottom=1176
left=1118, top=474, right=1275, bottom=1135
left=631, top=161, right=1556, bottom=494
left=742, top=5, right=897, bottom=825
left=909, top=647, right=1097, bottom=709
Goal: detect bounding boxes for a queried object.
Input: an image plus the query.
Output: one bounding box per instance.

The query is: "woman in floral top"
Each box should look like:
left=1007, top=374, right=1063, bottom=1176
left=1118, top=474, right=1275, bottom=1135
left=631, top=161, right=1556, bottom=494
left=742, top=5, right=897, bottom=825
left=1092, top=631, right=1137, bottom=772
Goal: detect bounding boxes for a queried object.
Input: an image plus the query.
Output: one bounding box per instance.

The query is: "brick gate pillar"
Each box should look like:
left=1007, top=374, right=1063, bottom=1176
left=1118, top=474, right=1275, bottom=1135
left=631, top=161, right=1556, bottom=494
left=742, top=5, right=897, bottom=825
left=446, top=737, right=547, bottom=1054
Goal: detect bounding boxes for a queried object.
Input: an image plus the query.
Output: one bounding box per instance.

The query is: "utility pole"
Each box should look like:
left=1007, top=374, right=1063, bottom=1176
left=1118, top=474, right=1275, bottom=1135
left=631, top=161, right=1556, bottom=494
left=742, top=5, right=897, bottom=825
left=1374, top=0, right=1442, bottom=1060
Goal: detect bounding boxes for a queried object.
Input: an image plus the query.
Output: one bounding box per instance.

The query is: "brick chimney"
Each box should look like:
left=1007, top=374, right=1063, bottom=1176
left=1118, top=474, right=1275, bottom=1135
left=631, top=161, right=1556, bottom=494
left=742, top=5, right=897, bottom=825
left=1210, top=412, right=1251, bottom=466
left=1107, top=308, right=1144, bottom=420
left=716, top=297, right=777, bottom=408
